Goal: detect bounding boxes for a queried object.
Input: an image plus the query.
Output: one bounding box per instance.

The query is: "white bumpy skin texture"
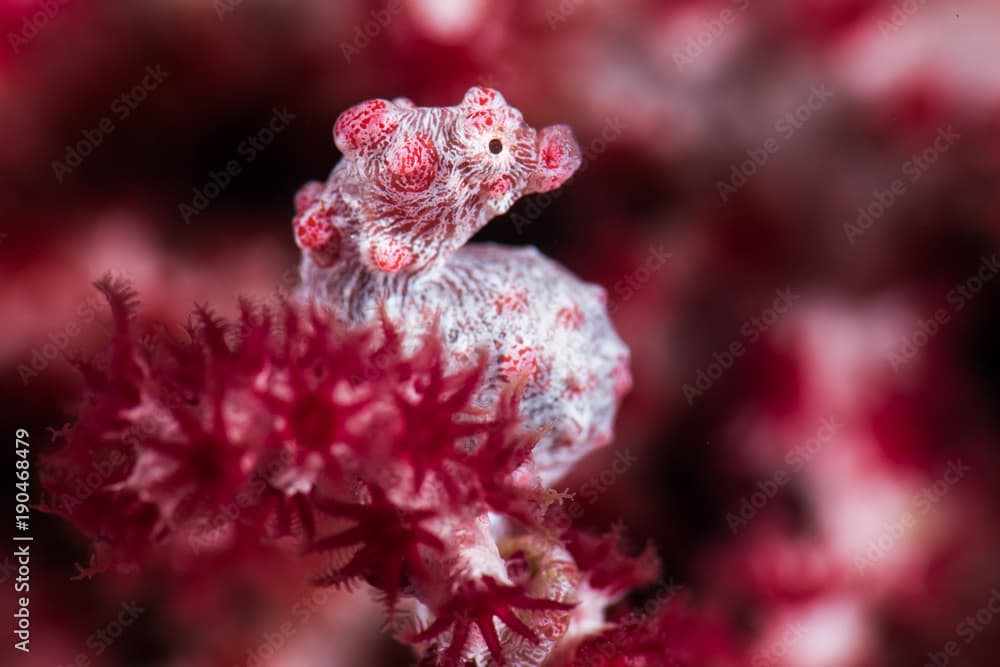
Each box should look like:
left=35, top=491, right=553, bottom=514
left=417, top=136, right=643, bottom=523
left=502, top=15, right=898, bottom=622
left=295, top=87, right=631, bottom=485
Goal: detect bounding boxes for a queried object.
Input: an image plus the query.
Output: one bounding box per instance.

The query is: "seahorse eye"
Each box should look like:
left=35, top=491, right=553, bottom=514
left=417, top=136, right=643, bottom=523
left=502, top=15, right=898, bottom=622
left=488, top=138, right=503, bottom=154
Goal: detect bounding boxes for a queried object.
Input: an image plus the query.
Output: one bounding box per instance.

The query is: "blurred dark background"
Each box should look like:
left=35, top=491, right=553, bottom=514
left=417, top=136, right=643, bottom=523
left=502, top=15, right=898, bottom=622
left=2, top=1, right=1000, bottom=666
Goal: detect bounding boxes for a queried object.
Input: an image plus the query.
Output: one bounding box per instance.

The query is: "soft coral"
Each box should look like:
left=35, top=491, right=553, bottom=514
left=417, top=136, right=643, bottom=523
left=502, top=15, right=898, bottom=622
left=309, top=484, right=444, bottom=610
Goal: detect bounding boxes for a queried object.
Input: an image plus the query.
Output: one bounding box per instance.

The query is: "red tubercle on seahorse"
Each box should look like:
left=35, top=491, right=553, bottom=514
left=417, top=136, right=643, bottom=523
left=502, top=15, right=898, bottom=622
left=387, top=132, right=439, bottom=193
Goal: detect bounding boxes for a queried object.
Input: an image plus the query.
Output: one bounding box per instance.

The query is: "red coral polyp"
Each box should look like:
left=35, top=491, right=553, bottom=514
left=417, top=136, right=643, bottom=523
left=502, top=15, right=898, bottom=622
left=412, top=575, right=575, bottom=667
left=309, top=485, right=444, bottom=610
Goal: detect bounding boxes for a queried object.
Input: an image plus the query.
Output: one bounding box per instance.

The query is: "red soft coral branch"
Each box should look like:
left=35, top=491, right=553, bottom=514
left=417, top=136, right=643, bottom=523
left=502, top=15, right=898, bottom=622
left=569, top=592, right=733, bottom=667
left=567, top=525, right=661, bottom=597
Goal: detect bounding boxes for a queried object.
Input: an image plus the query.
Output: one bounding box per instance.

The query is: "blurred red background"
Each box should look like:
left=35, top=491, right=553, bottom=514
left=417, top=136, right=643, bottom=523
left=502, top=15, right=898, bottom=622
left=2, top=1, right=1000, bottom=666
